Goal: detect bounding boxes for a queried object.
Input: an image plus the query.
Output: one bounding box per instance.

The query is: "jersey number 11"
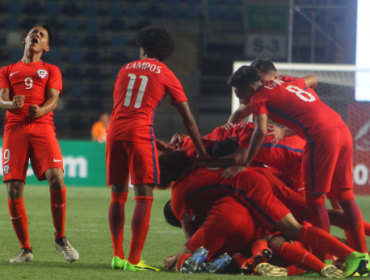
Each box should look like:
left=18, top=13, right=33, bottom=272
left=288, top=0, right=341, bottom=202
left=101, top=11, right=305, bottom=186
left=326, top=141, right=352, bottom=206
left=124, top=74, right=148, bottom=108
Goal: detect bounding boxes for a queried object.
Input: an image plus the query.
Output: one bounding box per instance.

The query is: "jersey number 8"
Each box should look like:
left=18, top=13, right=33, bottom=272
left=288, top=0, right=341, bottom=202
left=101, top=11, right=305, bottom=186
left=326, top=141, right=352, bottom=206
left=286, top=85, right=316, bottom=102
left=124, top=74, right=148, bottom=108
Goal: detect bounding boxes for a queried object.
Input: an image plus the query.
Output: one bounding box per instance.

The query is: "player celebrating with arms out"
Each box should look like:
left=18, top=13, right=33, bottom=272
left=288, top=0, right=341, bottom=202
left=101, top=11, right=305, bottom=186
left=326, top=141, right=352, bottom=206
left=0, top=24, right=78, bottom=263
left=107, top=26, right=208, bottom=272
left=223, top=66, right=369, bottom=273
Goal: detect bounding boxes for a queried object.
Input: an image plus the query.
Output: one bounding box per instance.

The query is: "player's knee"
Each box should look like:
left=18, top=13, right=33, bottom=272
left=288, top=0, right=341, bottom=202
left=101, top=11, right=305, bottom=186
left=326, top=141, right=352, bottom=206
left=268, top=235, right=287, bottom=256
left=6, top=180, right=24, bottom=200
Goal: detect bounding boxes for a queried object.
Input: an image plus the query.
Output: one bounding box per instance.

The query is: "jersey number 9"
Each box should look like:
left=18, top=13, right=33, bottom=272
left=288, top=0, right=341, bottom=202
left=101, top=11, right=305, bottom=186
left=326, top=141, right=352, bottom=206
left=25, top=77, right=33, bottom=89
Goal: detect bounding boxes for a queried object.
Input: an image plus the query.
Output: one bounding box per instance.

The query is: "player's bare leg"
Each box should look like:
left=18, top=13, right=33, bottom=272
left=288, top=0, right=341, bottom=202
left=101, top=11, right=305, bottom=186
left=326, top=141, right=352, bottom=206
left=46, top=168, right=79, bottom=262
left=110, top=182, right=129, bottom=269
left=124, top=184, right=159, bottom=272
left=6, top=180, right=34, bottom=262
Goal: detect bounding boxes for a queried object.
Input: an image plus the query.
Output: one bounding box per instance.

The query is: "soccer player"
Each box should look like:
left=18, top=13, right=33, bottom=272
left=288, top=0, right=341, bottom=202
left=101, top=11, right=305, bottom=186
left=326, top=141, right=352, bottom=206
left=0, top=24, right=78, bottom=263
left=158, top=152, right=364, bottom=276
left=107, top=26, right=208, bottom=271
left=225, top=65, right=369, bottom=268
left=163, top=199, right=345, bottom=277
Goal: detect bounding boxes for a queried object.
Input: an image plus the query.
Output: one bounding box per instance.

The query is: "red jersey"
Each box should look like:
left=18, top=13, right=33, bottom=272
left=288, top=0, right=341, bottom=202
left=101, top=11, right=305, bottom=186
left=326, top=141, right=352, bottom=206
left=107, top=58, right=188, bottom=142
left=205, top=122, right=305, bottom=173
left=176, top=137, right=217, bottom=162
left=0, top=60, right=62, bottom=127
left=250, top=79, right=345, bottom=138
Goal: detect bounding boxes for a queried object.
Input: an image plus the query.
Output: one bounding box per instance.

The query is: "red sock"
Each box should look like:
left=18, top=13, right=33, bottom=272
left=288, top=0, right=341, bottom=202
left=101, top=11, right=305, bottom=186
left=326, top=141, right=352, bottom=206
left=299, top=225, right=354, bottom=259
left=251, top=240, right=270, bottom=255
left=177, top=253, right=191, bottom=271
left=337, top=190, right=367, bottom=253
left=50, top=186, right=66, bottom=239
left=306, top=194, right=331, bottom=262
left=286, top=265, right=307, bottom=276
left=280, top=242, right=325, bottom=273
left=109, top=191, right=128, bottom=259
left=8, top=198, right=31, bottom=250
left=128, top=196, right=153, bottom=264
left=233, top=255, right=249, bottom=270
left=364, top=222, right=370, bottom=236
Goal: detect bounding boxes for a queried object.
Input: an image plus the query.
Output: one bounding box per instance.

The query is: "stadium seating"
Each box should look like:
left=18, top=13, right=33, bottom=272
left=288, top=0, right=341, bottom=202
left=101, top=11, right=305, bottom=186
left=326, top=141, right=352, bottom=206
left=69, top=82, right=85, bottom=96
left=68, top=50, right=83, bottom=64
left=66, top=35, right=81, bottom=48
left=65, top=18, right=80, bottom=32
left=0, top=0, right=244, bottom=137
left=5, top=18, right=20, bottom=31
left=127, top=4, right=143, bottom=18
left=45, top=2, right=61, bottom=17
left=110, top=35, right=127, bottom=48
left=7, top=1, right=22, bottom=16
left=84, top=20, right=100, bottom=33
left=25, top=2, right=44, bottom=15
left=84, top=35, right=100, bottom=48
left=108, top=4, right=124, bottom=17
left=47, top=50, right=63, bottom=65
left=109, top=19, right=125, bottom=32
left=83, top=3, right=99, bottom=17
left=86, top=68, right=103, bottom=80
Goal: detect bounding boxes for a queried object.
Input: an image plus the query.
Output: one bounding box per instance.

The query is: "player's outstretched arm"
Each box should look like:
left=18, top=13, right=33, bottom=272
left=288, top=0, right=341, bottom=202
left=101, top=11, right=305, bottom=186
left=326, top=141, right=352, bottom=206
left=155, top=138, right=175, bottom=151
left=0, top=88, right=25, bottom=110
left=302, top=75, right=318, bottom=88
left=227, top=104, right=252, bottom=124
left=222, top=114, right=268, bottom=179
left=28, top=88, right=59, bottom=118
left=175, top=102, right=209, bottom=159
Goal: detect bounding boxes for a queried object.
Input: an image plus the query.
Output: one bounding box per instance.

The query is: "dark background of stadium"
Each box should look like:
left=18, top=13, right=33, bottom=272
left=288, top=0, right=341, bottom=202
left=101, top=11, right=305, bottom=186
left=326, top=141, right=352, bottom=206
left=0, top=0, right=357, bottom=140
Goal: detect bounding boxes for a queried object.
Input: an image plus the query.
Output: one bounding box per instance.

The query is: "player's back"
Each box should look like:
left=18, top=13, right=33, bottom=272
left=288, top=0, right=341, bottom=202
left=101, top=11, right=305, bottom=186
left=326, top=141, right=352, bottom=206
left=250, top=79, right=344, bottom=138
left=0, top=60, right=62, bottom=127
left=108, top=58, right=187, bottom=142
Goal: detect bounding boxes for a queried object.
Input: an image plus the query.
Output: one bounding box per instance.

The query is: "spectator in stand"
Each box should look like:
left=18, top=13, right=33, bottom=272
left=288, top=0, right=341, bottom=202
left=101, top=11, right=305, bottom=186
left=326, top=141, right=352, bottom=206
left=91, top=112, right=109, bottom=142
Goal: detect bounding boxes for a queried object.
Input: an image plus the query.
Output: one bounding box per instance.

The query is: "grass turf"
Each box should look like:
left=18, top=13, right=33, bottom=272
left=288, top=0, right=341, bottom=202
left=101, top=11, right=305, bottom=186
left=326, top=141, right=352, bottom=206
left=0, top=186, right=370, bottom=280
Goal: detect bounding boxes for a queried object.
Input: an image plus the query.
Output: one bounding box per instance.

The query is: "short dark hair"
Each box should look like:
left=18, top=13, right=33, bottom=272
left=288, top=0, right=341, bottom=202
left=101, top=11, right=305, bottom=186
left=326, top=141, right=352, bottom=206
left=164, top=200, right=181, bottom=228
left=137, top=26, right=175, bottom=61
left=227, top=66, right=261, bottom=89
left=212, top=138, right=239, bottom=158
left=33, top=23, right=53, bottom=45
left=250, top=58, right=276, bottom=74
left=158, top=150, right=189, bottom=189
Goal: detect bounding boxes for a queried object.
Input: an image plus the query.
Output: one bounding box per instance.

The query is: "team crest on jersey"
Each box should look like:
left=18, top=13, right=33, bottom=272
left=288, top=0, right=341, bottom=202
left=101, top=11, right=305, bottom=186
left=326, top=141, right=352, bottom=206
left=4, top=165, right=9, bottom=174
left=37, top=69, right=48, bottom=79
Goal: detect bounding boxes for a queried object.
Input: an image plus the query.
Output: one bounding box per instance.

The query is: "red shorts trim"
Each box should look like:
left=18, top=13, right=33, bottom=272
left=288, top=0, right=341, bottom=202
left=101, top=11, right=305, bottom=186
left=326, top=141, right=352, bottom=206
left=2, top=123, right=63, bottom=182
left=106, top=140, right=159, bottom=185
left=303, top=125, right=353, bottom=193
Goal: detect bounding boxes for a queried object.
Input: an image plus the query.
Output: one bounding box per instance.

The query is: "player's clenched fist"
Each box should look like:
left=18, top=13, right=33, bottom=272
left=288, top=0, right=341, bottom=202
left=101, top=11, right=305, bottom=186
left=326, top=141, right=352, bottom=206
left=12, top=95, right=25, bottom=109
left=28, top=104, right=43, bottom=118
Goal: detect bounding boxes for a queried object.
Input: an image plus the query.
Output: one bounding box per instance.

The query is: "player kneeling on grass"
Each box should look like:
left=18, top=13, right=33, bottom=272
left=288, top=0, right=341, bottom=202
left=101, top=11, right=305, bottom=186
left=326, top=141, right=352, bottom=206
left=0, top=24, right=78, bottom=263
left=106, top=26, right=208, bottom=272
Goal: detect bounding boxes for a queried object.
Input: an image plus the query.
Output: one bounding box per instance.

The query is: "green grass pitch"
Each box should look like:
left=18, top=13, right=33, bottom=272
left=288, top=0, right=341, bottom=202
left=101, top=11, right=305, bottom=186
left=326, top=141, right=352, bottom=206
left=0, top=186, right=370, bottom=280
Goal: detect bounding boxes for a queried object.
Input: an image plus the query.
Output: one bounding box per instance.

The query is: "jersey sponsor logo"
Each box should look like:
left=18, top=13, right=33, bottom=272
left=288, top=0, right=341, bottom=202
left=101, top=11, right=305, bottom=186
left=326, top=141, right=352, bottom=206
left=9, top=71, right=20, bottom=77
left=53, top=159, right=62, bottom=162
left=3, top=165, right=9, bottom=174
left=37, top=69, right=48, bottom=79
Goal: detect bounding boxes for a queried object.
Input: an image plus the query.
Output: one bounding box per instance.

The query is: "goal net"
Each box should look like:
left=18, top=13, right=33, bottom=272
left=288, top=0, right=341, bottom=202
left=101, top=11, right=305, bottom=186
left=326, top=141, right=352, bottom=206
left=232, top=62, right=370, bottom=195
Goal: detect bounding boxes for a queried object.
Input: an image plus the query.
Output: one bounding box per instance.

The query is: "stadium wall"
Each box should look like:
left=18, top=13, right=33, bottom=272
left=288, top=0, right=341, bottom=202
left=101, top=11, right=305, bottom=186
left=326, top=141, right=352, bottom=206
left=0, top=140, right=106, bottom=187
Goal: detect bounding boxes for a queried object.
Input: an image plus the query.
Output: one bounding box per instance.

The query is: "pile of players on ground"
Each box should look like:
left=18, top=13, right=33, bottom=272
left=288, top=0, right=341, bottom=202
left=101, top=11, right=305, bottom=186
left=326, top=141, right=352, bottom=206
left=157, top=60, right=370, bottom=278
